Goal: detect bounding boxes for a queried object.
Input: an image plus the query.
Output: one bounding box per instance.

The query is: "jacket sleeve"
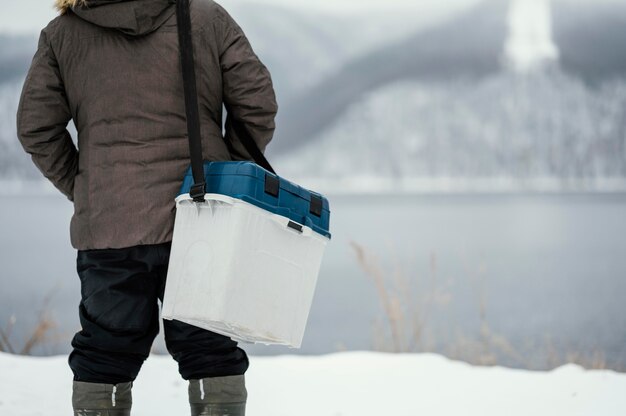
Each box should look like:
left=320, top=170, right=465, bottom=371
left=217, top=8, right=278, bottom=160
left=16, top=28, right=78, bottom=202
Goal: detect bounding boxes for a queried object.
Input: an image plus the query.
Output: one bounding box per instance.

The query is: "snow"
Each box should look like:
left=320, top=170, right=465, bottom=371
left=1, top=351, right=625, bottom=416
left=504, top=0, right=559, bottom=72
left=276, top=72, right=626, bottom=194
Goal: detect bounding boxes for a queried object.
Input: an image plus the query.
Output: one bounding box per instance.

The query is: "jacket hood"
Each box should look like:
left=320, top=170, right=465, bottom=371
left=71, top=0, right=176, bottom=36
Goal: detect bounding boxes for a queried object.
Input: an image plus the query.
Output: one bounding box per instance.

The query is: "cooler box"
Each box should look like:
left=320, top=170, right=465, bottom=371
left=162, top=161, right=331, bottom=348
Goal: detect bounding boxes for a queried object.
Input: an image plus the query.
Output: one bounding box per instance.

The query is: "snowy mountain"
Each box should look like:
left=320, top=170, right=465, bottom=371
left=223, top=2, right=452, bottom=100
left=1, top=0, right=626, bottom=191
left=271, top=0, right=626, bottom=155
left=0, top=1, right=451, bottom=181
left=0, top=81, right=35, bottom=179
left=0, top=34, right=36, bottom=177
left=270, top=0, right=626, bottom=191
left=276, top=70, right=626, bottom=192
left=553, top=0, right=626, bottom=83
left=271, top=0, right=510, bottom=154
left=0, top=34, right=35, bottom=83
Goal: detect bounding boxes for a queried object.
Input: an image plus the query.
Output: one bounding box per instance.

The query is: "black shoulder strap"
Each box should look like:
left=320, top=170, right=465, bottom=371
left=176, top=0, right=205, bottom=202
left=176, top=0, right=275, bottom=204
left=226, top=113, right=276, bottom=174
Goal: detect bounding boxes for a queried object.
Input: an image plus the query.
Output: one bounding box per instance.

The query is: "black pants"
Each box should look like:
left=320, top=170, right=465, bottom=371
left=68, top=242, right=249, bottom=384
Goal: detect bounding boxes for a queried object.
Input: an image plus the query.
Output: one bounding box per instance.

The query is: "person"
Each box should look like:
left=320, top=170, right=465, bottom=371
left=16, top=0, right=278, bottom=414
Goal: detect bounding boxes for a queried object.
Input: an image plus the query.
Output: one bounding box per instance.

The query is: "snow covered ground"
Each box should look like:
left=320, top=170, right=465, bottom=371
left=1, top=351, right=625, bottom=416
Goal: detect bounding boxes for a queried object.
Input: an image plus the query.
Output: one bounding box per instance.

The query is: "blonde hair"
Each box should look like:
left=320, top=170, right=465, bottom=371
left=55, top=0, right=88, bottom=14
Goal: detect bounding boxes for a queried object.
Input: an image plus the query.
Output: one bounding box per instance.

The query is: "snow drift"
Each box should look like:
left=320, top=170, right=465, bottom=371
left=1, top=351, right=625, bottom=416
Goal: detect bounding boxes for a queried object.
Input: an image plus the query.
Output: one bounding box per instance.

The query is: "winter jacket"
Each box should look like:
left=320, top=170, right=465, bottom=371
left=16, top=0, right=278, bottom=250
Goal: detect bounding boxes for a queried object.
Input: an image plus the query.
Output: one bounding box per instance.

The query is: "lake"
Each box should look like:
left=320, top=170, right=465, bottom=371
left=1, top=192, right=625, bottom=370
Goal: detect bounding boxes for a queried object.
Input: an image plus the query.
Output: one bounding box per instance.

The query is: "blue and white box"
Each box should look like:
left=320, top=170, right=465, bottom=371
left=162, top=162, right=331, bottom=348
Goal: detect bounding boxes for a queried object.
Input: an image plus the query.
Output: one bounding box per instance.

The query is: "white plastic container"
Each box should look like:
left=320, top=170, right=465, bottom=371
left=162, top=193, right=330, bottom=348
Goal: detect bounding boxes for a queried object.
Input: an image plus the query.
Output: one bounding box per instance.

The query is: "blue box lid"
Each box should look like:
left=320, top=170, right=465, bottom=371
left=179, top=161, right=331, bottom=238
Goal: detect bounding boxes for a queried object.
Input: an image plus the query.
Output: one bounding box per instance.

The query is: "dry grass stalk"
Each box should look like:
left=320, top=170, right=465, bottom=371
left=0, top=315, right=17, bottom=353
left=20, top=316, right=56, bottom=355
left=351, top=242, right=406, bottom=352
left=1, top=288, right=58, bottom=355
left=351, top=242, right=440, bottom=354
left=350, top=242, right=622, bottom=372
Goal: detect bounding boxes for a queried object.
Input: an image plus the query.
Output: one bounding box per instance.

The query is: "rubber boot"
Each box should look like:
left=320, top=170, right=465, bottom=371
left=188, top=375, right=247, bottom=416
left=72, top=381, right=132, bottom=416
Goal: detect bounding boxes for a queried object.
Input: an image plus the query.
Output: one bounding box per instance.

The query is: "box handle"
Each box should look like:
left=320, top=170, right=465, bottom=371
left=287, top=221, right=304, bottom=233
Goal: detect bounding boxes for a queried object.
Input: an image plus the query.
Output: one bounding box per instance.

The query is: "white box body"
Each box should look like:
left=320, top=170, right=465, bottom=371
left=162, top=193, right=329, bottom=348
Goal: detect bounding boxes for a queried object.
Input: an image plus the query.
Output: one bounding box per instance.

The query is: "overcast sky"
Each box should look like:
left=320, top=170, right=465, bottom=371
left=0, top=0, right=482, bottom=34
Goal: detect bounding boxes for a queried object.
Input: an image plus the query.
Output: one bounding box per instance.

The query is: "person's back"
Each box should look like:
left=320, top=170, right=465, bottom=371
left=16, top=1, right=277, bottom=414
left=17, top=0, right=278, bottom=251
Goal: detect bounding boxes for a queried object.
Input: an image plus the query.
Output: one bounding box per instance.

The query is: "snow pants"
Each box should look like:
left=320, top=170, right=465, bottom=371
left=68, top=241, right=249, bottom=384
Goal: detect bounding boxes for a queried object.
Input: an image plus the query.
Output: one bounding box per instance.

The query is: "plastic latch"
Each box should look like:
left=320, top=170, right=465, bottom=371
left=264, top=174, right=280, bottom=198
left=190, top=182, right=206, bottom=202
left=310, top=194, right=323, bottom=217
